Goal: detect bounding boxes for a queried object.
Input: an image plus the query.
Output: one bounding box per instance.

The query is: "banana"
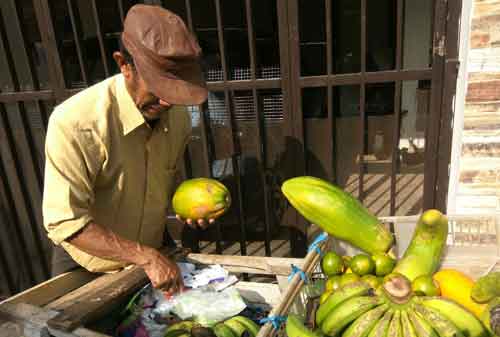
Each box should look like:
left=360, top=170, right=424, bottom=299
left=481, top=297, right=500, bottom=337
left=413, top=303, right=465, bottom=337
left=214, top=323, right=238, bottom=337
left=401, top=311, right=418, bottom=337
left=342, top=304, right=389, bottom=337
left=228, top=316, right=260, bottom=337
left=224, top=319, right=249, bottom=337
left=407, top=308, right=439, bottom=337
left=165, top=321, right=200, bottom=337
left=321, top=296, right=383, bottom=336
left=165, top=330, right=191, bottom=337
left=316, top=282, right=372, bottom=326
left=421, top=297, right=489, bottom=337
left=367, top=310, right=394, bottom=337
left=387, top=311, right=402, bottom=337
left=286, top=314, right=322, bottom=337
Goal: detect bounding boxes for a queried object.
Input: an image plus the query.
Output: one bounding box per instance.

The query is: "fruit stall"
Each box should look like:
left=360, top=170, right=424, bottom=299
left=1, top=177, right=499, bottom=337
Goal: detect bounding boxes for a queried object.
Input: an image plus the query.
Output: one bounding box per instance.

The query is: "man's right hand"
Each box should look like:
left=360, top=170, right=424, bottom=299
left=142, top=248, right=184, bottom=295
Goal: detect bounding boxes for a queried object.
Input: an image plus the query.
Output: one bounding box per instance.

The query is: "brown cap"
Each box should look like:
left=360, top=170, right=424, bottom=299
left=122, top=4, right=208, bottom=105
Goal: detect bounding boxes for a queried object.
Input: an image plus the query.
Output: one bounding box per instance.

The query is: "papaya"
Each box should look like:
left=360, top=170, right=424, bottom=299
left=393, top=210, right=448, bottom=281
left=172, top=178, right=231, bottom=221
left=281, top=176, right=393, bottom=254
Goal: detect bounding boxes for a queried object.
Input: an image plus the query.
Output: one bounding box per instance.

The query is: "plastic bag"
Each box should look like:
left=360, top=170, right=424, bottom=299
left=155, top=286, right=247, bottom=327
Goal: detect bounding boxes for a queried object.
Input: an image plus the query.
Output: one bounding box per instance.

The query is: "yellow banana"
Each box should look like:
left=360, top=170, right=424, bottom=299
left=407, top=308, right=439, bottom=337
left=401, top=311, right=417, bottom=337
left=387, top=311, right=402, bottom=337
left=342, top=304, right=389, bottom=337
left=413, top=303, right=465, bottom=337
left=367, top=310, right=394, bottom=337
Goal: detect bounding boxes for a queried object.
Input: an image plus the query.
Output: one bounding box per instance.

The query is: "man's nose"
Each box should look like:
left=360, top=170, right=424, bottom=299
left=159, top=99, right=171, bottom=107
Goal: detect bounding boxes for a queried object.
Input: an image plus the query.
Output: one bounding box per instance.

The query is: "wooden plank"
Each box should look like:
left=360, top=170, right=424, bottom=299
left=45, top=247, right=189, bottom=332
left=185, top=253, right=304, bottom=276
left=0, top=302, right=109, bottom=337
left=0, top=270, right=97, bottom=307
left=233, top=282, right=281, bottom=308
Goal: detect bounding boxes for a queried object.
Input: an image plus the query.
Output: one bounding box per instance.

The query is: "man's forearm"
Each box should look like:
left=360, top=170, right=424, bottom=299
left=67, top=222, right=154, bottom=267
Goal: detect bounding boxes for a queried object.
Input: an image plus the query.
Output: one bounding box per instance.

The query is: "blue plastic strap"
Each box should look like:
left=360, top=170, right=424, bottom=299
left=288, top=264, right=308, bottom=283
left=260, top=315, right=287, bottom=330
left=307, top=231, right=328, bottom=255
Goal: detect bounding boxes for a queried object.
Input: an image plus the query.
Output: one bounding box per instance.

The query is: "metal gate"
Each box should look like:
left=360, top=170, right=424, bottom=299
left=0, top=0, right=461, bottom=296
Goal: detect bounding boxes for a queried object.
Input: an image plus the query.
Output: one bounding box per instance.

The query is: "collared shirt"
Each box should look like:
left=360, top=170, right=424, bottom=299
left=42, top=74, right=191, bottom=272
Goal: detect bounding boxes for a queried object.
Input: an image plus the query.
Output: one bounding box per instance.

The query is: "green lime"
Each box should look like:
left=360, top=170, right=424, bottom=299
left=325, top=276, right=342, bottom=292
left=339, top=273, right=360, bottom=287
left=321, top=252, right=344, bottom=277
left=361, top=275, right=381, bottom=289
left=320, top=290, right=333, bottom=304
left=412, top=275, right=441, bottom=296
left=372, top=253, right=396, bottom=276
left=350, top=254, right=375, bottom=276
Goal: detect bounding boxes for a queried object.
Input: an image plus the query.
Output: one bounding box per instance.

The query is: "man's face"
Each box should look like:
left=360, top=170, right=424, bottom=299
left=113, top=52, right=172, bottom=121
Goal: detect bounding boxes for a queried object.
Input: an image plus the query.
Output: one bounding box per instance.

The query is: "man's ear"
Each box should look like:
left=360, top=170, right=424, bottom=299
left=113, top=52, right=133, bottom=78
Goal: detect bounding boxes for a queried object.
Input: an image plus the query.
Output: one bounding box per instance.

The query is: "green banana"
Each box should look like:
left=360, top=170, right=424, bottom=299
left=321, top=296, right=383, bottom=336
left=407, top=308, right=439, bottom=337
left=224, top=319, right=248, bottom=337
left=413, top=303, right=465, bottom=337
left=228, top=316, right=259, bottom=337
left=342, top=304, right=389, bottom=337
left=165, top=330, right=191, bottom=337
left=286, top=314, right=322, bottom=337
left=387, top=311, right=402, bottom=337
left=316, top=282, right=372, bottom=326
left=401, top=311, right=418, bottom=337
left=471, top=272, right=500, bottom=304
left=421, top=297, right=488, bottom=337
left=214, top=323, right=238, bottom=337
left=367, top=310, right=394, bottom=337
left=165, top=321, right=200, bottom=337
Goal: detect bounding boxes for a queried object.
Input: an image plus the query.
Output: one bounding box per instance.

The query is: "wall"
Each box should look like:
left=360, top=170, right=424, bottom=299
left=455, top=0, right=500, bottom=213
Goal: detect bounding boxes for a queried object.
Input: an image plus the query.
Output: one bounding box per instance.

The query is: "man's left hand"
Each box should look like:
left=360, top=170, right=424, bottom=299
left=176, top=215, right=215, bottom=230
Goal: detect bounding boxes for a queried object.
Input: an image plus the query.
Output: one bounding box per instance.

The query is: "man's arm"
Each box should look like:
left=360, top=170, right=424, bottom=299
left=68, top=222, right=182, bottom=293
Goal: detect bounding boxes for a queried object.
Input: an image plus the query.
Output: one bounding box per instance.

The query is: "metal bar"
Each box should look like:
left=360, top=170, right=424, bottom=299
left=245, top=0, right=270, bottom=256
left=214, top=0, right=247, bottom=255
left=207, top=79, right=282, bottom=91
left=0, top=90, right=54, bottom=103
left=0, top=104, right=48, bottom=281
left=33, top=0, right=67, bottom=103
left=90, top=0, right=110, bottom=77
left=325, top=0, right=335, bottom=183
left=359, top=0, right=367, bottom=201
left=184, top=0, right=194, bottom=32
left=424, top=0, right=448, bottom=209
left=118, top=0, right=125, bottom=24
left=390, top=0, right=404, bottom=216
left=67, top=0, right=89, bottom=85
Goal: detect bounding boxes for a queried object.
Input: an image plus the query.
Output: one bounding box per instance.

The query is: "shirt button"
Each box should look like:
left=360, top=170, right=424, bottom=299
left=164, top=127, right=169, bottom=133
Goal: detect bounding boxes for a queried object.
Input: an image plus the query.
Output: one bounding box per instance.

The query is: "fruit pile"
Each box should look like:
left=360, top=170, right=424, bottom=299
left=281, top=176, right=500, bottom=337
left=164, top=316, right=259, bottom=337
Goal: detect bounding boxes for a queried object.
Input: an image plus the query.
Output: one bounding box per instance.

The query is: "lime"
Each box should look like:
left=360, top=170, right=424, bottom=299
left=361, top=275, right=381, bottom=289
left=350, top=254, right=375, bottom=276
left=412, top=275, right=441, bottom=296
left=321, top=252, right=344, bottom=277
left=320, top=291, right=333, bottom=304
left=372, top=253, right=396, bottom=276
left=339, top=273, right=360, bottom=287
left=325, top=275, right=342, bottom=292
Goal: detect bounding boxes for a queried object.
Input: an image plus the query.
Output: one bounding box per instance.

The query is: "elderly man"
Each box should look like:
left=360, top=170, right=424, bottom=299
left=42, top=5, right=209, bottom=294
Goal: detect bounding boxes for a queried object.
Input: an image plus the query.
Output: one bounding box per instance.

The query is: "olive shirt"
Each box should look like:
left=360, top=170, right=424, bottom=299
left=42, top=74, right=191, bottom=273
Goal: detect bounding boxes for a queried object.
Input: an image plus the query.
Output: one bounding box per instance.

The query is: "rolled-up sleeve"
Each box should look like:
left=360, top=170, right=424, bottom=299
left=42, top=112, right=101, bottom=245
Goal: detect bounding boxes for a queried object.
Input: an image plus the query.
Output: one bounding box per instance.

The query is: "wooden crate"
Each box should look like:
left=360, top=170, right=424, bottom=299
left=0, top=244, right=327, bottom=337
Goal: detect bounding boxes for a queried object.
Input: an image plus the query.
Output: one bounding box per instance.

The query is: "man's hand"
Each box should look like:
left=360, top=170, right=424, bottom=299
left=142, top=248, right=184, bottom=295
left=176, top=214, right=215, bottom=230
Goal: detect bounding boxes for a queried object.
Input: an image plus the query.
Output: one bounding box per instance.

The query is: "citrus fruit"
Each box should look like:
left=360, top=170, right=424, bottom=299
left=412, top=275, right=441, bottom=296
left=325, top=276, right=342, bottom=292
left=372, top=253, right=396, bottom=276
left=339, top=273, right=360, bottom=287
left=349, top=254, right=375, bottom=276
left=321, top=251, right=344, bottom=277
left=361, top=275, right=381, bottom=289
left=320, top=291, right=333, bottom=304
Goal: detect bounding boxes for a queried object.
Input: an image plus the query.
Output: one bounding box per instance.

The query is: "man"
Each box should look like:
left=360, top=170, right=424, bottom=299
left=42, top=5, right=210, bottom=295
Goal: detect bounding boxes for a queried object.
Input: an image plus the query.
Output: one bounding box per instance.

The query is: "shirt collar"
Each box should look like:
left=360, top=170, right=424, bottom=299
left=115, top=74, right=146, bottom=135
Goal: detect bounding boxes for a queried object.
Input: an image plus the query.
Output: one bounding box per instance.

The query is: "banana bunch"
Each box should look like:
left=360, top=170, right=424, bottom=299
left=313, top=275, right=490, bottom=337
left=164, top=316, right=259, bottom=337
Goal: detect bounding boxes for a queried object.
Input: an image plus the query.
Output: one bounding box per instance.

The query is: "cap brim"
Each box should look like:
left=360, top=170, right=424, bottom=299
left=134, top=52, right=208, bottom=106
